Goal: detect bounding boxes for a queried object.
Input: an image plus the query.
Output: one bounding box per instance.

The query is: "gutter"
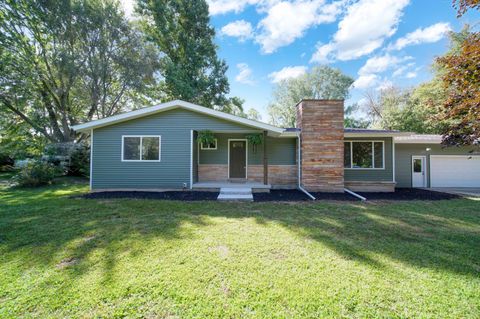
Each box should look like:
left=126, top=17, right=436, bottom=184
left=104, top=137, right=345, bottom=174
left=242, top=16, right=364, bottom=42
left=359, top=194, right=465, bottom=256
left=344, top=188, right=366, bottom=201
left=297, top=133, right=316, bottom=200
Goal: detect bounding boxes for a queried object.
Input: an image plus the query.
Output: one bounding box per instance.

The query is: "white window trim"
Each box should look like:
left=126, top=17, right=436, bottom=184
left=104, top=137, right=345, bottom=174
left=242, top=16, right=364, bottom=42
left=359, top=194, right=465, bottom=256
left=121, top=135, right=161, bottom=162
left=344, top=140, right=385, bottom=170
left=227, top=139, right=248, bottom=179
left=200, top=138, right=217, bottom=150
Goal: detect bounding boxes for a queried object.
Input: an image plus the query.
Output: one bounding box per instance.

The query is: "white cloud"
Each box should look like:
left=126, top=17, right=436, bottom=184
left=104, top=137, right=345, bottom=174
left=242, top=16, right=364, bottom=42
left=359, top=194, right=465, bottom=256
left=268, top=66, right=307, bottom=83
left=390, top=22, right=451, bottom=50
left=256, top=0, right=345, bottom=54
left=207, top=0, right=262, bottom=15
left=376, top=79, right=393, bottom=91
left=405, top=71, right=417, bottom=79
left=359, top=54, right=412, bottom=75
left=311, top=0, right=410, bottom=63
left=311, top=43, right=335, bottom=64
left=392, top=62, right=414, bottom=77
left=235, top=63, right=255, bottom=85
left=221, top=20, right=254, bottom=41
left=353, top=74, right=379, bottom=89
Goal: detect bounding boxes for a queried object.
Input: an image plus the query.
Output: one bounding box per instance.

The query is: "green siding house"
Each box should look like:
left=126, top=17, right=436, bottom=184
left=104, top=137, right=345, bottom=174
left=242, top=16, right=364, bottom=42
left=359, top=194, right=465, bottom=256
left=72, top=99, right=480, bottom=193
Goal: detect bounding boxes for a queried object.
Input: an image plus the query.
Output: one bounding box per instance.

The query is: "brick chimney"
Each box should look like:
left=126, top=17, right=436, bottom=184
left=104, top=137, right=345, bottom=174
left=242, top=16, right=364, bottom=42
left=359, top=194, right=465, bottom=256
left=297, top=99, right=344, bottom=192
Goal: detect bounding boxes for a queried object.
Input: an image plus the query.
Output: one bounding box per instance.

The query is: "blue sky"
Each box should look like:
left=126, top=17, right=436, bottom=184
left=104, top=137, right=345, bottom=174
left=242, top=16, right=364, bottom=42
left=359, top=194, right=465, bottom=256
left=121, top=0, right=478, bottom=121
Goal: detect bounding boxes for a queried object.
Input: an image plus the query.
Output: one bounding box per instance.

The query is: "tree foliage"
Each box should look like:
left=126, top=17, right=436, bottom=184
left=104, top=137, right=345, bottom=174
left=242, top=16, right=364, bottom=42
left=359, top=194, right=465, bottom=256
left=137, top=0, right=230, bottom=108
left=436, top=31, right=480, bottom=146
left=344, top=104, right=370, bottom=128
left=453, top=0, right=480, bottom=16
left=0, top=0, right=158, bottom=143
left=267, top=66, right=354, bottom=127
left=363, top=84, right=448, bottom=134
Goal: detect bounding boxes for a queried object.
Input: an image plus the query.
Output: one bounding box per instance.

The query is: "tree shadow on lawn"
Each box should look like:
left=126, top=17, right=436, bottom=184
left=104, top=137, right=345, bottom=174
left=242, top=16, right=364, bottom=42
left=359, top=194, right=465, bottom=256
left=1, top=186, right=480, bottom=283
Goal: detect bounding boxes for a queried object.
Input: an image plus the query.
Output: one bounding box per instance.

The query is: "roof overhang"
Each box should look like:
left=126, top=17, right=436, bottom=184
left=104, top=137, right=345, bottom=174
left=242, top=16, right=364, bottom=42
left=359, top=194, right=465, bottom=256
left=72, top=100, right=286, bottom=136
left=394, top=135, right=443, bottom=144
left=344, top=132, right=412, bottom=138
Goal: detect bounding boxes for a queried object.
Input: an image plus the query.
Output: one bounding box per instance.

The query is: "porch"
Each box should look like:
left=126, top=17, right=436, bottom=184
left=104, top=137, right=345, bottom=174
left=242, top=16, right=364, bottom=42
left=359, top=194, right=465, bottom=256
left=191, top=131, right=298, bottom=189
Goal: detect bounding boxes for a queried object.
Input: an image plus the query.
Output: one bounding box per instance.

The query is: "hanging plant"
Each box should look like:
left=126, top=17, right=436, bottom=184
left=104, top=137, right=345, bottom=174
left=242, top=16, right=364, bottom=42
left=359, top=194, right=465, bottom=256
left=246, top=133, right=263, bottom=153
left=197, top=130, right=216, bottom=147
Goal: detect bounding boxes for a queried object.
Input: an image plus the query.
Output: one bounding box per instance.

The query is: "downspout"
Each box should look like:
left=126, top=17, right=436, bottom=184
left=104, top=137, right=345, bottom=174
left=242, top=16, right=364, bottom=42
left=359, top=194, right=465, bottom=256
left=297, top=133, right=316, bottom=200
left=344, top=188, right=366, bottom=201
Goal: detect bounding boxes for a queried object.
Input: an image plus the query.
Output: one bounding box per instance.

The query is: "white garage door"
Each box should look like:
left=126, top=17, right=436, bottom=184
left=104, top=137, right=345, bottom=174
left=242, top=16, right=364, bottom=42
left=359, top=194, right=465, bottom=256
left=430, top=155, right=480, bottom=187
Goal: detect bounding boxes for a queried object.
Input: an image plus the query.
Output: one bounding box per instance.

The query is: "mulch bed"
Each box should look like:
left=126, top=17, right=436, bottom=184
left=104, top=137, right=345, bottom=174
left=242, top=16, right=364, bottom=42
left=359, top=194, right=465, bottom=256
left=81, top=188, right=460, bottom=202
left=255, top=188, right=460, bottom=202
left=81, top=191, right=218, bottom=201
left=253, top=190, right=355, bottom=202
left=357, top=188, right=460, bottom=201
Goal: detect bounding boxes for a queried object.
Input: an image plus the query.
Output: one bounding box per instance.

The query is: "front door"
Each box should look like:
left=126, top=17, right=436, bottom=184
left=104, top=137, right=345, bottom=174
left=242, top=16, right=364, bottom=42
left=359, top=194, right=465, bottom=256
left=229, top=140, right=246, bottom=179
left=412, top=156, right=426, bottom=187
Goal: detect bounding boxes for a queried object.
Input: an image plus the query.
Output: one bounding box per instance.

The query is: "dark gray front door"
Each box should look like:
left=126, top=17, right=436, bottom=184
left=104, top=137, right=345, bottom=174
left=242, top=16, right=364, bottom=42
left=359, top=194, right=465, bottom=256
left=229, top=140, right=246, bottom=178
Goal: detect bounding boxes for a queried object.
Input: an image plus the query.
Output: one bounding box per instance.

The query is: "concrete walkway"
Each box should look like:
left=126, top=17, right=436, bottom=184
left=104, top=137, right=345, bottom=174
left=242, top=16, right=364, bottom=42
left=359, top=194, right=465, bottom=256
left=428, top=188, right=480, bottom=198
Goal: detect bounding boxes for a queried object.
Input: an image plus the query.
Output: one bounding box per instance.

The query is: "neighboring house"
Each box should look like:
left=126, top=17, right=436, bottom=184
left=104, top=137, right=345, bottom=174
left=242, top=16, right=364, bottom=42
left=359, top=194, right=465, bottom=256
left=72, top=99, right=480, bottom=193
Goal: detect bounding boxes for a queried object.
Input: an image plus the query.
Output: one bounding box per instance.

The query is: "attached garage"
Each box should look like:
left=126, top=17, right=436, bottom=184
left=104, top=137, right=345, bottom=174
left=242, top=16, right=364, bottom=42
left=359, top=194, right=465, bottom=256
left=394, top=135, right=480, bottom=188
left=430, top=155, right=480, bottom=187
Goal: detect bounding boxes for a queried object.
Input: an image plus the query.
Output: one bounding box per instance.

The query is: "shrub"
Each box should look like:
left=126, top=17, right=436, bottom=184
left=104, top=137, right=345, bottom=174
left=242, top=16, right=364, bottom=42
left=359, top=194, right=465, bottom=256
left=43, top=142, right=90, bottom=177
left=68, top=144, right=90, bottom=177
left=12, top=160, right=57, bottom=187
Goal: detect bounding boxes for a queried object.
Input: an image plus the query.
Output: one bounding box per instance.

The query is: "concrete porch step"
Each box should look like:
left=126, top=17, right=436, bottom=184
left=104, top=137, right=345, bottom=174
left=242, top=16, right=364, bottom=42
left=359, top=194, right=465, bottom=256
left=220, top=187, right=252, bottom=195
left=217, top=187, right=253, bottom=201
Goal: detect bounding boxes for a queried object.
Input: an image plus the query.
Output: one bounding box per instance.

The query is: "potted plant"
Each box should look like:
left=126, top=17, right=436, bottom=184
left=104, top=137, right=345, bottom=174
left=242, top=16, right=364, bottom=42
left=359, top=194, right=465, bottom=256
left=197, top=130, right=216, bottom=148
left=246, top=133, right=263, bottom=153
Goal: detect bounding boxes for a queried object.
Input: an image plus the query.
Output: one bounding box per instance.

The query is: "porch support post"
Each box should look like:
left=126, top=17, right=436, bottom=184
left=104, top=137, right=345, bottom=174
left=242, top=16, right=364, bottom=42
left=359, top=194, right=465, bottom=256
left=263, top=130, right=268, bottom=185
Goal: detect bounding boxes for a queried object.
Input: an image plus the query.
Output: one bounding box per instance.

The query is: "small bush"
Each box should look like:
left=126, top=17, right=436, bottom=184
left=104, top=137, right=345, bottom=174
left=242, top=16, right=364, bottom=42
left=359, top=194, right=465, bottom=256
left=43, top=142, right=90, bottom=177
left=68, top=144, right=90, bottom=177
left=12, top=160, right=57, bottom=187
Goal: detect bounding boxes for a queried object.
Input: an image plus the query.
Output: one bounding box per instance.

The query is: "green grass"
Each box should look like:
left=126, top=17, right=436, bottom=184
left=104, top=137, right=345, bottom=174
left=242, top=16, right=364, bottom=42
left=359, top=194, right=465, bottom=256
left=1, top=174, right=479, bottom=318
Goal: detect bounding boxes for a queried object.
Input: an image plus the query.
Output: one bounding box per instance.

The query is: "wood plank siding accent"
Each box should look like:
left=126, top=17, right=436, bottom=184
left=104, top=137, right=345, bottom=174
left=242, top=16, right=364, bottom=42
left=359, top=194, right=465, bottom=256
left=297, top=100, right=344, bottom=192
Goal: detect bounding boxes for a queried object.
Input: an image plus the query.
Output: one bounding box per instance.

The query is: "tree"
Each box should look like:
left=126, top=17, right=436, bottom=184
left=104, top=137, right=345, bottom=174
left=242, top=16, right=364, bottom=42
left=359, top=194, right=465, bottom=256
left=436, top=31, right=480, bottom=146
left=453, top=0, right=479, bottom=16
left=363, top=85, right=447, bottom=134
left=344, top=104, right=370, bottom=128
left=137, top=0, right=230, bottom=108
left=267, top=65, right=354, bottom=127
left=246, top=109, right=262, bottom=121
left=215, top=96, right=244, bottom=115
left=0, top=0, right=158, bottom=143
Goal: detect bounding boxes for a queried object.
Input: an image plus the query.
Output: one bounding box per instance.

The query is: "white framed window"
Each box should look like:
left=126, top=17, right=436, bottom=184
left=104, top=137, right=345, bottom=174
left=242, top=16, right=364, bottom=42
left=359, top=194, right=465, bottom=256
left=200, top=139, right=217, bottom=150
left=122, top=135, right=161, bottom=162
left=344, top=141, right=384, bottom=169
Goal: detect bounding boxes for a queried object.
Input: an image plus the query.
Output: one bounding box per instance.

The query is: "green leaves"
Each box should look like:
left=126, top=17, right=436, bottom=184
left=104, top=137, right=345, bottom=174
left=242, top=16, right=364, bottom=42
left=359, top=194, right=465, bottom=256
left=137, top=0, right=230, bottom=108
left=0, top=0, right=159, bottom=144
left=267, top=66, right=354, bottom=128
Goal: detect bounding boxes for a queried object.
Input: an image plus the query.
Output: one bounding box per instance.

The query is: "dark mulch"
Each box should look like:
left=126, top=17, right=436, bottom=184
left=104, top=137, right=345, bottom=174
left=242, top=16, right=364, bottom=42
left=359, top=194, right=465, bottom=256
left=254, top=189, right=355, bottom=202
left=81, top=191, right=219, bottom=201
left=80, top=188, right=459, bottom=202
left=255, top=188, right=460, bottom=202
left=357, top=188, right=460, bottom=201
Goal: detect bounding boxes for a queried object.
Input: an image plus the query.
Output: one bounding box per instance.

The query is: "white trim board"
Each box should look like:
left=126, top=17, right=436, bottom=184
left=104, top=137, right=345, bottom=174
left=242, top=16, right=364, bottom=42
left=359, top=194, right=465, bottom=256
left=227, top=139, right=248, bottom=179
left=190, top=130, right=193, bottom=189
left=72, top=100, right=285, bottom=136
left=90, top=129, right=93, bottom=191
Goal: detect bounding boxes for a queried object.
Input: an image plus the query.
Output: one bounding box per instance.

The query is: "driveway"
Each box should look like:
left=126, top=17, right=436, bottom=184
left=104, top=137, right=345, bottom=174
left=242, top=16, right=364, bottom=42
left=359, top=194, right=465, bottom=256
left=429, top=188, right=480, bottom=198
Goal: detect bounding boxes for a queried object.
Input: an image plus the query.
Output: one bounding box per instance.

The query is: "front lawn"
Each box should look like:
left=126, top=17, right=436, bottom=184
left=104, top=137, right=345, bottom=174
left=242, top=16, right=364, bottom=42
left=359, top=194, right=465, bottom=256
left=1, top=175, right=479, bottom=318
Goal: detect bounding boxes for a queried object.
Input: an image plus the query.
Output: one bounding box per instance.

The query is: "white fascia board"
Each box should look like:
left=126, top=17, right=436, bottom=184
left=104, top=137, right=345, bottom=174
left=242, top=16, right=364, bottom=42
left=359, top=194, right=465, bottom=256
left=72, top=100, right=284, bottom=134
left=344, top=132, right=411, bottom=138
